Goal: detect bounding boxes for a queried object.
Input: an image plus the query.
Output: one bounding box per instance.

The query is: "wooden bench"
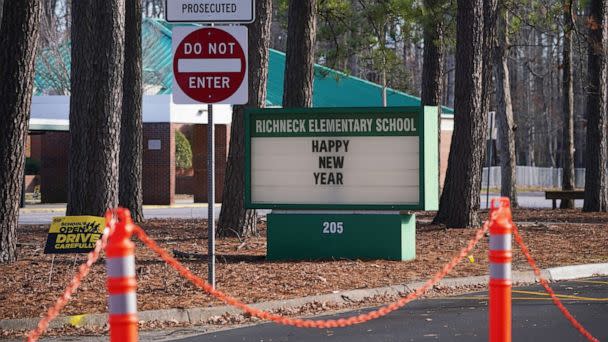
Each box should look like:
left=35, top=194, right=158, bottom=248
left=545, top=190, right=584, bottom=209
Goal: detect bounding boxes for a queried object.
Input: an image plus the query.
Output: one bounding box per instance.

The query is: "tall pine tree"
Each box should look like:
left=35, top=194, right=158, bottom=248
left=561, top=0, right=576, bottom=209
left=283, top=0, right=317, bottom=107
left=67, top=0, right=125, bottom=216
left=119, top=0, right=144, bottom=221
left=493, top=2, right=518, bottom=207
left=583, top=0, right=608, bottom=212
left=218, top=0, right=273, bottom=237
left=433, top=0, right=494, bottom=227
left=0, top=0, right=42, bottom=263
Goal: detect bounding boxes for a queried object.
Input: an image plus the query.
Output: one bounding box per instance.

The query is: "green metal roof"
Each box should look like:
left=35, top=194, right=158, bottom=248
left=142, top=19, right=173, bottom=94
left=34, top=18, right=453, bottom=114
left=268, top=50, right=453, bottom=113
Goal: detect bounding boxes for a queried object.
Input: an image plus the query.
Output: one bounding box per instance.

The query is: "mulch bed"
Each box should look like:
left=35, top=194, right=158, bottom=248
left=1, top=209, right=607, bottom=323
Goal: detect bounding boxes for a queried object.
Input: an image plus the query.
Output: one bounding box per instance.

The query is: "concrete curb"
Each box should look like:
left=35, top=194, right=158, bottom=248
left=547, top=263, right=608, bottom=281
left=1, top=262, right=606, bottom=332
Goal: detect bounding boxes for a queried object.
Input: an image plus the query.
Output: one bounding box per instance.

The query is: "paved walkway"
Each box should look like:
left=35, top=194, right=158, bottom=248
left=18, top=200, right=271, bottom=225
left=18, top=192, right=584, bottom=224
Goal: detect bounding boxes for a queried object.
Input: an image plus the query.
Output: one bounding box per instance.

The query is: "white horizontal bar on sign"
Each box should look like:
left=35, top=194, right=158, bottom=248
left=251, top=186, right=420, bottom=204
left=252, top=170, right=420, bottom=187
left=251, top=155, right=419, bottom=173
left=272, top=210, right=402, bottom=215
left=251, top=137, right=420, bottom=156
left=345, top=155, right=419, bottom=171
left=178, top=58, right=241, bottom=73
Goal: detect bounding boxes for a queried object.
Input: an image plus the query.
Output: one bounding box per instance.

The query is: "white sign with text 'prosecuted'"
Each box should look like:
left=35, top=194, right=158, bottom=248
left=165, top=0, right=255, bottom=23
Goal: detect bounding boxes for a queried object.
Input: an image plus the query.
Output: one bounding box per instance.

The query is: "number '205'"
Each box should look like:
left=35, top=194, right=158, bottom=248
left=322, top=222, right=344, bottom=234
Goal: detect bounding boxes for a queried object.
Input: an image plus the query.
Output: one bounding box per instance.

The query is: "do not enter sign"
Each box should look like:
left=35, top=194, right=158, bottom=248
left=172, top=26, right=248, bottom=104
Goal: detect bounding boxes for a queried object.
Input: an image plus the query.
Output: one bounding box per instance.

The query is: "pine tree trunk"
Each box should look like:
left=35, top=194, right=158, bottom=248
left=561, top=0, right=576, bottom=208
left=583, top=0, right=608, bottom=212
left=509, top=48, right=521, bottom=165
left=119, top=0, right=143, bottom=221
left=421, top=0, right=444, bottom=196
left=67, top=0, right=125, bottom=217
left=574, top=36, right=586, bottom=168
left=493, top=3, right=518, bottom=207
left=481, top=0, right=497, bottom=129
left=40, top=0, right=56, bottom=47
left=421, top=0, right=444, bottom=107
left=283, top=0, right=316, bottom=108
left=446, top=54, right=455, bottom=108
left=433, top=0, right=487, bottom=228
left=0, top=0, right=4, bottom=25
left=0, top=0, right=41, bottom=263
left=217, top=0, right=272, bottom=237
left=65, top=0, right=71, bottom=32
left=522, top=36, right=534, bottom=166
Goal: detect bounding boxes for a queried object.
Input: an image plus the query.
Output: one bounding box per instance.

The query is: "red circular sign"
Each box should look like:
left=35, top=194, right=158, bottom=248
left=173, top=28, right=246, bottom=103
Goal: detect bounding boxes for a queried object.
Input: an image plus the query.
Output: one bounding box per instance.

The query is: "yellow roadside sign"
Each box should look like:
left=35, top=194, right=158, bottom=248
left=44, top=216, right=105, bottom=254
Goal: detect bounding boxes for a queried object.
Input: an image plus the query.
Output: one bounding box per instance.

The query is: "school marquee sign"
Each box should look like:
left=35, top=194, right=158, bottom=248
left=245, top=107, right=439, bottom=211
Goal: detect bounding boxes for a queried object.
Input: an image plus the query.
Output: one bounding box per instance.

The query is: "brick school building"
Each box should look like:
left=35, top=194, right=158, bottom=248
left=29, top=19, right=454, bottom=205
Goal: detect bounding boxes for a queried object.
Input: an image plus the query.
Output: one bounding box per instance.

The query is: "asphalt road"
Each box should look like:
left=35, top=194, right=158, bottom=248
left=170, top=277, right=608, bottom=342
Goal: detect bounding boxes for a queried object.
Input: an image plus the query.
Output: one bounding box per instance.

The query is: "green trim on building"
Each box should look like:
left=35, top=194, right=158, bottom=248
left=423, top=106, right=439, bottom=210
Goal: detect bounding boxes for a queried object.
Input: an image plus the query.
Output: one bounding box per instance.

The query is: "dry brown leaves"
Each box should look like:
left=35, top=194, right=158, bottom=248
left=1, top=210, right=606, bottom=324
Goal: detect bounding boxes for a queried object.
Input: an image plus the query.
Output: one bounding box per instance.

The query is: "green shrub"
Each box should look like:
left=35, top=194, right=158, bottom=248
left=25, top=158, right=41, bottom=175
left=175, top=130, right=193, bottom=169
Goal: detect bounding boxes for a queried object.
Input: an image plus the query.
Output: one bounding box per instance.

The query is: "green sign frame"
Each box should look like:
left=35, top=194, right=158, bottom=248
left=244, top=106, right=439, bottom=211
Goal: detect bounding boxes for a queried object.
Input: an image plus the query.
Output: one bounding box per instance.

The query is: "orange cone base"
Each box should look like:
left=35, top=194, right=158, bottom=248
left=109, top=313, right=138, bottom=342
left=489, top=282, right=511, bottom=342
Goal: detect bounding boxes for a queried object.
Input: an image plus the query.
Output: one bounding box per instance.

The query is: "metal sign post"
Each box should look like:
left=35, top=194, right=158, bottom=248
left=206, top=20, right=216, bottom=289
left=20, top=154, right=26, bottom=208
left=207, top=103, right=215, bottom=288
left=170, top=7, right=251, bottom=290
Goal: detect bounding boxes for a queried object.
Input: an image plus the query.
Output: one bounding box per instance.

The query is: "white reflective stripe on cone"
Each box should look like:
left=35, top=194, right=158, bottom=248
left=489, top=234, right=512, bottom=251
left=109, top=293, right=137, bottom=315
left=490, top=263, right=512, bottom=280
left=106, top=256, right=136, bottom=278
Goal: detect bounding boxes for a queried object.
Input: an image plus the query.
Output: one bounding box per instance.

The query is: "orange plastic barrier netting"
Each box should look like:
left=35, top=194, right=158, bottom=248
left=512, top=226, right=599, bottom=342
left=25, top=204, right=600, bottom=342
left=132, top=221, right=489, bottom=329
